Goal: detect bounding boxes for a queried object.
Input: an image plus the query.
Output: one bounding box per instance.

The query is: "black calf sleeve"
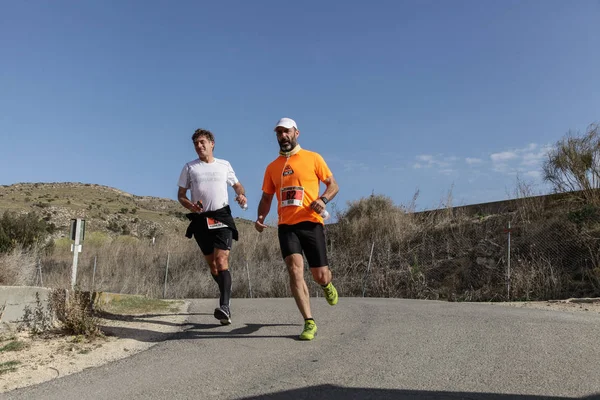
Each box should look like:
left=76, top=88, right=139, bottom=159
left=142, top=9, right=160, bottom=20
left=217, top=270, right=232, bottom=307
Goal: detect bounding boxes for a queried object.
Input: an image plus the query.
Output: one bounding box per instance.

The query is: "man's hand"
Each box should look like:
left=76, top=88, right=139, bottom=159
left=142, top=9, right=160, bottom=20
left=310, top=198, right=326, bottom=214
left=255, top=215, right=268, bottom=233
left=235, top=194, right=247, bottom=208
left=190, top=201, right=203, bottom=213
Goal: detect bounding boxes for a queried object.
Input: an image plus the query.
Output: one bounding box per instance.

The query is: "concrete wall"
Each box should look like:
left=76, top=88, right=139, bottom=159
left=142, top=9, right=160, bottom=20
left=0, top=286, right=53, bottom=325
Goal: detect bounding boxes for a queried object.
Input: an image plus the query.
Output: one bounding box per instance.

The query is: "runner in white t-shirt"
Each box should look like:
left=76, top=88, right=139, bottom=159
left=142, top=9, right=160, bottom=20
left=177, top=128, right=247, bottom=325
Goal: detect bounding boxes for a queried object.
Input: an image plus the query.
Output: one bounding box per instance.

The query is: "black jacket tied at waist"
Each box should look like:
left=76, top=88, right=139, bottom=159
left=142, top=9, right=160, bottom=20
left=185, top=205, right=239, bottom=241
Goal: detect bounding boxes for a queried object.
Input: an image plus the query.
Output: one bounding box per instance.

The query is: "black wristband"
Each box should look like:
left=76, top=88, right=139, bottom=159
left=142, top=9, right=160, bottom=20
left=320, top=196, right=329, bottom=205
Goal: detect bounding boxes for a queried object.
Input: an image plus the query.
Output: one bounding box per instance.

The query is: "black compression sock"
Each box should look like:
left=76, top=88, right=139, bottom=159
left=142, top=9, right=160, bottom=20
left=211, top=273, right=219, bottom=285
left=305, top=318, right=315, bottom=322
left=217, top=270, right=232, bottom=307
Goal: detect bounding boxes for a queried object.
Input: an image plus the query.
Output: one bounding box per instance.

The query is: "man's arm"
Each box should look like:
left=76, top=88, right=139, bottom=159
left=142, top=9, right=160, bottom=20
left=255, top=192, right=274, bottom=232
left=320, top=175, right=339, bottom=203
left=310, top=175, right=339, bottom=214
left=178, top=187, right=202, bottom=213
left=232, top=182, right=247, bottom=207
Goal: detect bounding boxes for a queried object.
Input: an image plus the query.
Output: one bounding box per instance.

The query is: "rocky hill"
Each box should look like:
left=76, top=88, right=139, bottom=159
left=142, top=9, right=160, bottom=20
left=0, top=182, right=217, bottom=238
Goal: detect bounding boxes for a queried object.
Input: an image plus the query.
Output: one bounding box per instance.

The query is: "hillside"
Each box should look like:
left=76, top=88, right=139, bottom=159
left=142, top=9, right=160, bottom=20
left=0, top=182, right=251, bottom=239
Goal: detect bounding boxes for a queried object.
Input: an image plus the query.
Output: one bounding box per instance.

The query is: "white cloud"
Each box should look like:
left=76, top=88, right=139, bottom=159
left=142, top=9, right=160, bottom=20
left=521, top=145, right=551, bottom=166
left=465, top=157, right=482, bottom=165
left=412, top=154, right=458, bottom=176
left=408, top=143, right=549, bottom=181
left=491, top=151, right=518, bottom=163
left=414, top=154, right=452, bottom=168
left=487, top=143, right=551, bottom=179
left=525, top=143, right=538, bottom=151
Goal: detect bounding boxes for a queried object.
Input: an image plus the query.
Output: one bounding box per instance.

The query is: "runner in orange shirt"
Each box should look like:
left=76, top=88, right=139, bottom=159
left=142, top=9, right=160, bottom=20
left=255, top=117, right=339, bottom=340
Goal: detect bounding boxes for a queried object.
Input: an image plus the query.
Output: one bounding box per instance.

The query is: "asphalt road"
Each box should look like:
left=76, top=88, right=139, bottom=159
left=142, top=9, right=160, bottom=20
left=4, top=298, right=600, bottom=400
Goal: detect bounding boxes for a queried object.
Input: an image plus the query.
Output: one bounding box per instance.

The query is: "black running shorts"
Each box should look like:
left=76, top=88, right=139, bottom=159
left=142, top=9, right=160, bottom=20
left=277, top=221, right=328, bottom=268
left=193, top=227, right=233, bottom=256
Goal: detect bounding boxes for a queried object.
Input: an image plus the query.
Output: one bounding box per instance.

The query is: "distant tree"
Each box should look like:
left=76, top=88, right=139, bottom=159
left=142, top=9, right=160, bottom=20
left=107, top=220, right=121, bottom=233
left=0, top=211, right=50, bottom=253
left=121, top=224, right=131, bottom=235
left=543, top=123, right=600, bottom=205
left=0, top=225, right=10, bottom=253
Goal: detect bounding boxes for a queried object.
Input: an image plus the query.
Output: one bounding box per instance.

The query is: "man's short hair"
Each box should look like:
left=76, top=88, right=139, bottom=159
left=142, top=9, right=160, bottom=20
left=192, top=129, right=215, bottom=143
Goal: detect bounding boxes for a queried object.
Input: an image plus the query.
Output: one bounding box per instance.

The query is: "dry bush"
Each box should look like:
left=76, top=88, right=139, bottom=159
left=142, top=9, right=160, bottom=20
left=0, top=246, right=37, bottom=286
left=509, top=255, right=565, bottom=301
left=511, top=175, right=546, bottom=225
left=61, top=291, right=101, bottom=337
left=18, top=291, right=53, bottom=334
left=543, top=122, right=600, bottom=206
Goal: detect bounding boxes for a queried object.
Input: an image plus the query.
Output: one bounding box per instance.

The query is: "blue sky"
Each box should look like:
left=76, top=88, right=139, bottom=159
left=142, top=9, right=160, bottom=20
left=1, top=0, right=599, bottom=220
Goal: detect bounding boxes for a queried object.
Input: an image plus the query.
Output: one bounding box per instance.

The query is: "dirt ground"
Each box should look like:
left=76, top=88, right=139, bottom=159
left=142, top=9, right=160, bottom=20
left=0, top=297, right=599, bottom=394
left=491, top=297, right=600, bottom=314
left=0, top=300, right=191, bottom=393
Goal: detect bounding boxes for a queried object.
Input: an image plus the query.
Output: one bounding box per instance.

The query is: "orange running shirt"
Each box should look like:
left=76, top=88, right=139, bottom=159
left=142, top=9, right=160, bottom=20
left=262, top=149, right=333, bottom=225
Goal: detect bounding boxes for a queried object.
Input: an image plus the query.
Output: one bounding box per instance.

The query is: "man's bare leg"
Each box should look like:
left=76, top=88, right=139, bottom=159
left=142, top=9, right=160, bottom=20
left=285, top=253, right=312, bottom=319
left=310, top=266, right=332, bottom=286
left=203, top=254, right=219, bottom=283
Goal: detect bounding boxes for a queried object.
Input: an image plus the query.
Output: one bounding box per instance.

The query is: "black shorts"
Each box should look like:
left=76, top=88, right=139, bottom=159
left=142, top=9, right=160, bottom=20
left=193, top=227, right=233, bottom=256
left=278, top=221, right=328, bottom=268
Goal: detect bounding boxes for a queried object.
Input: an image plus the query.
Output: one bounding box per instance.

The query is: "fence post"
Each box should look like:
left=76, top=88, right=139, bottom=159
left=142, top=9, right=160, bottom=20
left=37, top=259, right=43, bottom=287
left=246, top=261, right=253, bottom=298
left=507, top=221, right=511, bottom=300
left=362, top=242, right=375, bottom=297
left=163, top=252, right=170, bottom=299
left=92, top=255, right=97, bottom=292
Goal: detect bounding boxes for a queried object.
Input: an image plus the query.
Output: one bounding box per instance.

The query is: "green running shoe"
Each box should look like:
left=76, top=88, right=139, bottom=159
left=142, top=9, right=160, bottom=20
left=322, top=282, right=338, bottom=306
left=299, top=319, right=317, bottom=340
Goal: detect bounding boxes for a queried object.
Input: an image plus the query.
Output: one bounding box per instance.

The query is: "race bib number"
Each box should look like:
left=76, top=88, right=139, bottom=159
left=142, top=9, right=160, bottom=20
left=281, top=186, right=304, bottom=207
left=207, top=217, right=226, bottom=230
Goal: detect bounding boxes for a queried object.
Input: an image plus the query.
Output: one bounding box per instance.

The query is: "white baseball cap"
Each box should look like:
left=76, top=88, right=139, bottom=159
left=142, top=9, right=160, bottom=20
left=274, top=117, right=297, bottom=130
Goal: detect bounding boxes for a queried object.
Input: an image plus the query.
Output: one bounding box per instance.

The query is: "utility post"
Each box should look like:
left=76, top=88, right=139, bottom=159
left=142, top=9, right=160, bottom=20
left=70, top=218, right=86, bottom=290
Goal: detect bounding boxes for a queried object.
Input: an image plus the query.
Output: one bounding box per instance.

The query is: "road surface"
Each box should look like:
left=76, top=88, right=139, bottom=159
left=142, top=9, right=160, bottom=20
left=5, top=298, right=600, bottom=399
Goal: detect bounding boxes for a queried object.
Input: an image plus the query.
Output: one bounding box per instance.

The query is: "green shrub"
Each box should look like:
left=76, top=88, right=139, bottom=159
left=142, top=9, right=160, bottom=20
left=0, top=211, right=50, bottom=254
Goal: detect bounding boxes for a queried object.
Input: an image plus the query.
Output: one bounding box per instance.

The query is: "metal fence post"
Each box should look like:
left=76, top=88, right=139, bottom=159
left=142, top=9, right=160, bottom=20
left=362, top=242, right=375, bottom=297
left=163, top=252, right=170, bottom=299
left=37, top=259, right=43, bottom=287
left=507, top=221, right=511, bottom=300
left=92, top=255, right=97, bottom=292
left=246, top=261, right=253, bottom=298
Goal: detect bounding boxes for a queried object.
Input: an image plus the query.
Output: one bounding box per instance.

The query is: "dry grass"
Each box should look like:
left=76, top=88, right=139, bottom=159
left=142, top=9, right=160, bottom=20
left=0, top=246, right=38, bottom=286
left=2, top=187, right=600, bottom=303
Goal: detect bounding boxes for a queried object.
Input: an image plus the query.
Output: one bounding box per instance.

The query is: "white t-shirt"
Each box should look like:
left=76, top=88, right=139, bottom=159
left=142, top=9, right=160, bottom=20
left=178, top=158, right=239, bottom=212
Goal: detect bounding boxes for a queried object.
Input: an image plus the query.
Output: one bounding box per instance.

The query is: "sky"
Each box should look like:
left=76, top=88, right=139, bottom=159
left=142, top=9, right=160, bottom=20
left=1, top=0, right=599, bottom=220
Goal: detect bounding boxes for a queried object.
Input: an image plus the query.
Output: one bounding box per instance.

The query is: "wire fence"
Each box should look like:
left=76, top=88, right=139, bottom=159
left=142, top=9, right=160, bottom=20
left=28, top=212, right=600, bottom=302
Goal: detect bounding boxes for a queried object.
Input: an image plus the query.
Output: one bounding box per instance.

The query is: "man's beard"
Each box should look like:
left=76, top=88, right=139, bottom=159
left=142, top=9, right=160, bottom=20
left=278, top=138, right=297, bottom=152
